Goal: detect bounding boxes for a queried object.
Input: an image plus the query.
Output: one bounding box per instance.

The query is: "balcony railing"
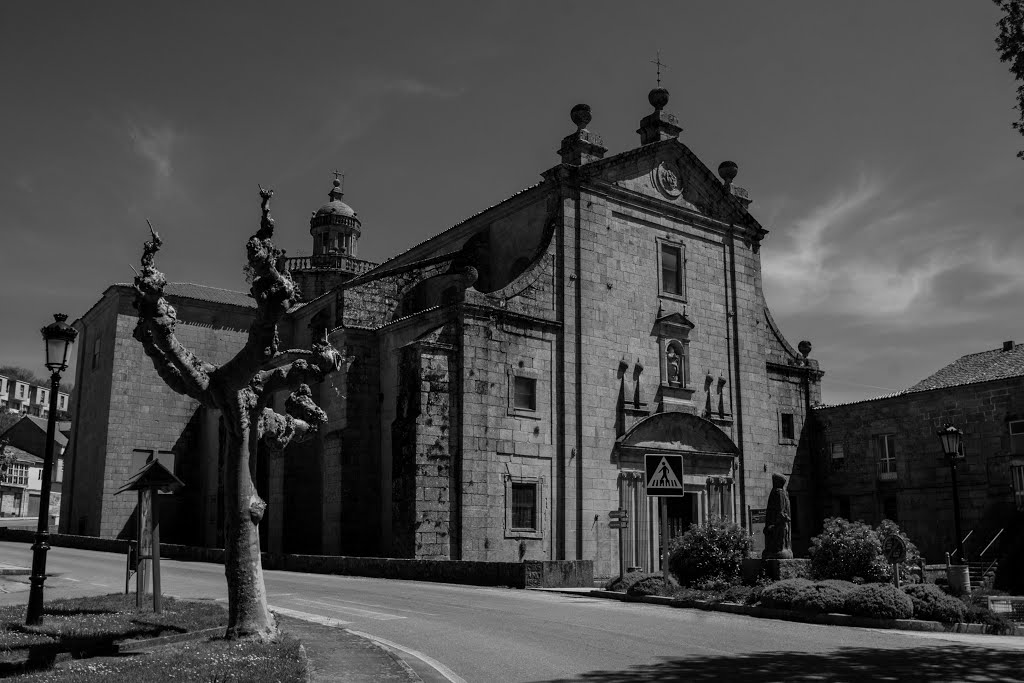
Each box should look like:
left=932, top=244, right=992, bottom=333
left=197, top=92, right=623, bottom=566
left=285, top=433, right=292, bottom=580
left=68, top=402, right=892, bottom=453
left=285, top=254, right=376, bottom=275
left=877, top=458, right=898, bottom=481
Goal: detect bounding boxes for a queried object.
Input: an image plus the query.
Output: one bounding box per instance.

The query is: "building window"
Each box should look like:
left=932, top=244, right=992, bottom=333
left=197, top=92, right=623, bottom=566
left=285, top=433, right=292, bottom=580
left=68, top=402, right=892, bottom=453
left=511, top=483, right=537, bottom=530
left=4, top=464, right=29, bottom=486
left=92, top=339, right=100, bottom=370
left=659, top=243, right=684, bottom=297
left=1010, top=420, right=1024, bottom=454
left=830, top=442, right=844, bottom=460
left=513, top=376, right=537, bottom=412
left=876, top=434, right=897, bottom=478
left=781, top=413, right=795, bottom=440
left=883, top=496, right=899, bottom=523
left=505, top=477, right=543, bottom=538
left=1012, top=461, right=1024, bottom=511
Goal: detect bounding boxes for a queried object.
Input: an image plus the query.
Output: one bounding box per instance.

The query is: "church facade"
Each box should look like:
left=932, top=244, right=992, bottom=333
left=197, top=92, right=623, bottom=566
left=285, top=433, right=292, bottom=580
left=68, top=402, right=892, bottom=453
left=61, top=88, right=823, bottom=580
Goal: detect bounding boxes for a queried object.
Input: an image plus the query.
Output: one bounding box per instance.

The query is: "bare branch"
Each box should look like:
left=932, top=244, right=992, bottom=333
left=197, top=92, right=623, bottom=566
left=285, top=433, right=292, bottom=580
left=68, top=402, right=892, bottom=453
left=216, top=188, right=302, bottom=390
left=257, top=385, right=328, bottom=453
left=250, top=333, right=348, bottom=402
left=132, top=222, right=214, bottom=403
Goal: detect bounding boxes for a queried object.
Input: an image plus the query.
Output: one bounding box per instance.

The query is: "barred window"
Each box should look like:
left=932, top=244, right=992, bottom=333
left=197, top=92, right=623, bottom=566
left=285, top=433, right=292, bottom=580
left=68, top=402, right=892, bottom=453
left=511, top=483, right=537, bottom=531
left=4, top=464, right=28, bottom=486
left=781, top=413, right=795, bottom=440
left=513, top=376, right=536, bottom=412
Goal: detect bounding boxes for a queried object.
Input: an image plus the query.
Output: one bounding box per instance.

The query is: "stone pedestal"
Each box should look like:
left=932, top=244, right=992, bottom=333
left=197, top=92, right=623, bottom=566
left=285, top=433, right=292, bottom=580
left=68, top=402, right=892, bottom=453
left=764, top=558, right=810, bottom=581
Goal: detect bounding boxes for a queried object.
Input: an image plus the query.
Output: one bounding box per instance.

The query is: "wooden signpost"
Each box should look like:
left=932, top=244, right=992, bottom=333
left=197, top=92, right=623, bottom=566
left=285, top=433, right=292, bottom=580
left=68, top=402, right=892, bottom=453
left=115, top=457, right=184, bottom=613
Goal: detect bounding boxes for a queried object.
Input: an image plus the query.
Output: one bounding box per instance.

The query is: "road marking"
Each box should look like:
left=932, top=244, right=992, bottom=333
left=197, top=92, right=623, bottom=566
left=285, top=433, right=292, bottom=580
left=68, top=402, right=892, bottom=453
left=347, top=629, right=467, bottom=683
left=293, top=597, right=405, bottom=620
left=312, top=595, right=439, bottom=617
left=269, top=604, right=351, bottom=628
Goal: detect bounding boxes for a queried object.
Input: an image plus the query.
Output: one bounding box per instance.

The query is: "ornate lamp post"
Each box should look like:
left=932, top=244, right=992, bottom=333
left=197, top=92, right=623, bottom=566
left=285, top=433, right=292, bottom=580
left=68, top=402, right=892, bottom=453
left=937, top=424, right=966, bottom=564
left=25, top=313, right=77, bottom=625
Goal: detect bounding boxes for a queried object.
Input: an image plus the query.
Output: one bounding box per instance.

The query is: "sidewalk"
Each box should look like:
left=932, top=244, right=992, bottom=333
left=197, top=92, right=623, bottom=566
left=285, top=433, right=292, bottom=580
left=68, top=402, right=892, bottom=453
left=277, top=616, right=422, bottom=682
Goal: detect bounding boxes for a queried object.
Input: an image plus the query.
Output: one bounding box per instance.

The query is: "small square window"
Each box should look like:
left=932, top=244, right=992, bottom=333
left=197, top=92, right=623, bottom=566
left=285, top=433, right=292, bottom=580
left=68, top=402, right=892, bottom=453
left=830, top=442, right=844, bottom=459
left=511, top=482, right=537, bottom=531
left=781, top=413, right=795, bottom=440
left=513, top=376, right=536, bottom=412
left=1010, top=420, right=1024, bottom=454
left=660, top=244, right=683, bottom=296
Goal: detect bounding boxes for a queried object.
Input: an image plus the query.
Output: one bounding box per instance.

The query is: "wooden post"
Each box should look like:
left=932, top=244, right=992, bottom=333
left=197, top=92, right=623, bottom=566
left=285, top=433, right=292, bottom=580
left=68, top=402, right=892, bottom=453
left=136, top=489, right=151, bottom=607
left=660, top=496, right=669, bottom=586
left=151, top=485, right=161, bottom=614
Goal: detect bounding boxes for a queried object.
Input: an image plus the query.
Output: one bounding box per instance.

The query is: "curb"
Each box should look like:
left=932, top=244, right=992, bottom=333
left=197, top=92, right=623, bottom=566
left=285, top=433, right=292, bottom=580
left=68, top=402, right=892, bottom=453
left=553, top=589, right=1017, bottom=636
left=0, top=569, right=30, bottom=576
left=113, top=626, right=225, bottom=653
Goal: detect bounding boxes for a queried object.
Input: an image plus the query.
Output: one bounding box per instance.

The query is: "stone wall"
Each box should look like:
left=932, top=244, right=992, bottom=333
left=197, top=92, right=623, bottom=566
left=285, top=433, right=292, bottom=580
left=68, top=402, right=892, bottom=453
left=816, top=376, right=1024, bottom=561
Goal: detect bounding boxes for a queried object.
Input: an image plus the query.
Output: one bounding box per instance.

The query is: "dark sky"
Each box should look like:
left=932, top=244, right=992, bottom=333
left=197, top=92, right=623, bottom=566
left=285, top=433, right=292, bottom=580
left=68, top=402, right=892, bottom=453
left=2, top=1, right=1021, bottom=405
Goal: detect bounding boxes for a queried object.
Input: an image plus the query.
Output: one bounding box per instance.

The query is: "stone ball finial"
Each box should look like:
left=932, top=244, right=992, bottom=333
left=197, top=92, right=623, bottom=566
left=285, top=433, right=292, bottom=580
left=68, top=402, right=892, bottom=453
left=648, top=87, right=670, bottom=111
left=332, top=178, right=341, bottom=189
left=718, top=160, right=739, bottom=184
left=570, top=103, right=592, bottom=130
left=798, top=340, right=812, bottom=358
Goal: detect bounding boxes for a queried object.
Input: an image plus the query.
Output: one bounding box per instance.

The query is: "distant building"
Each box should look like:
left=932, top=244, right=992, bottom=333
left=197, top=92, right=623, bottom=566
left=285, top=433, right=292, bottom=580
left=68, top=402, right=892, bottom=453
left=815, top=340, right=1024, bottom=562
left=0, top=415, right=68, bottom=521
left=0, top=373, right=70, bottom=418
left=62, top=87, right=822, bottom=578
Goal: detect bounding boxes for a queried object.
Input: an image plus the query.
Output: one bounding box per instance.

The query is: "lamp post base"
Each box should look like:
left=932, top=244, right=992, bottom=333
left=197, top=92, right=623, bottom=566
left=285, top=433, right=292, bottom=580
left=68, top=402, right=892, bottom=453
left=26, top=533, right=51, bottom=625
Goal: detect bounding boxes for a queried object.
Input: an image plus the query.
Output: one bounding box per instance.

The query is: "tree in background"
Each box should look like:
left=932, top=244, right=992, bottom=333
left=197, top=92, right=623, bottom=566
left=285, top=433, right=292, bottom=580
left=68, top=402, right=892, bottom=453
left=0, top=366, right=45, bottom=386
left=132, top=188, right=344, bottom=640
left=994, top=0, right=1024, bottom=158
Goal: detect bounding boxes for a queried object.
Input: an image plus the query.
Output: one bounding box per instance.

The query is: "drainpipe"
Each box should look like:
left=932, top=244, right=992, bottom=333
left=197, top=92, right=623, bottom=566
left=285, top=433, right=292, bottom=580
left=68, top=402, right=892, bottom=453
left=727, top=233, right=747, bottom=529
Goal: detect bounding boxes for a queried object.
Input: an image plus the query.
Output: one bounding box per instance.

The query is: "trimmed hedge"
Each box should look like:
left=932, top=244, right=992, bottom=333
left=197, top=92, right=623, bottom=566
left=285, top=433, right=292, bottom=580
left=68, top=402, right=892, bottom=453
left=667, top=519, right=752, bottom=588
left=809, top=518, right=889, bottom=583
left=623, top=572, right=668, bottom=597
left=902, top=584, right=966, bottom=623
left=758, top=578, right=814, bottom=609
left=843, top=583, right=913, bottom=620
left=792, top=580, right=857, bottom=614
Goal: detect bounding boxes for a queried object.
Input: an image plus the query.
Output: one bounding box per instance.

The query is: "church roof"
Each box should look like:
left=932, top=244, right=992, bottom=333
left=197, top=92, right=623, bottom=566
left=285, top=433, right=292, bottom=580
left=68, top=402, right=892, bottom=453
left=113, top=282, right=256, bottom=309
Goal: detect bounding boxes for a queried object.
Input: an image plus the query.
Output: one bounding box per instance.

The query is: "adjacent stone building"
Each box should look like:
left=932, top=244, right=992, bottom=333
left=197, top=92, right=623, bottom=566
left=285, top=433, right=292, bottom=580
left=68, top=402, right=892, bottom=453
left=61, top=87, right=823, bottom=579
left=814, top=341, right=1024, bottom=562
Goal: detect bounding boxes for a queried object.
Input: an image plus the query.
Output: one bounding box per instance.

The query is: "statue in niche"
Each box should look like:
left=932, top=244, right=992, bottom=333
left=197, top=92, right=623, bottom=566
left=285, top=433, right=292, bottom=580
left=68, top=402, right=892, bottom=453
left=762, top=473, right=793, bottom=560
left=666, top=345, right=682, bottom=386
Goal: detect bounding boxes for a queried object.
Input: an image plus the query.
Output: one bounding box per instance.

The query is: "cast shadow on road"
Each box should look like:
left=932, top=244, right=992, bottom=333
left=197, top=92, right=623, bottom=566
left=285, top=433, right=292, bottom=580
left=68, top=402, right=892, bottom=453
left=540, top=644, right=1021, bottom=682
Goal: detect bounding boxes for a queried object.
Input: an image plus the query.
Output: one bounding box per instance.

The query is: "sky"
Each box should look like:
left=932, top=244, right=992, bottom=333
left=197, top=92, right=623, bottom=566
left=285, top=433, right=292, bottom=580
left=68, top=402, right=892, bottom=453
left=1, top=1, right=1021, bottom=405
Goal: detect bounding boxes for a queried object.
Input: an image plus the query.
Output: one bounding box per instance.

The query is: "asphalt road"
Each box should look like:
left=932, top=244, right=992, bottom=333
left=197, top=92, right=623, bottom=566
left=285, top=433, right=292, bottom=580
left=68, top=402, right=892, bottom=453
left=1, top=541, right=1022, bottom=682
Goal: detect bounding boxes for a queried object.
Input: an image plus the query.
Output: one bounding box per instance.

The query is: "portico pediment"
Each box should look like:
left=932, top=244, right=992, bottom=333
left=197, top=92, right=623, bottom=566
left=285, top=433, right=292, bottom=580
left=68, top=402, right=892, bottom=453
left=615, top=411, right=738, bottom=456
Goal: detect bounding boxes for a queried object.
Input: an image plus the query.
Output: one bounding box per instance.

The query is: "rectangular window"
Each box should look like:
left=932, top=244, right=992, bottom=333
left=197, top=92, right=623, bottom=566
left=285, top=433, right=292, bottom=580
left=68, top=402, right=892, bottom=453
left=1010, top=421, right=1024, bottom=454
left=513, top=376, right=537, bottom=412
left=876, top=434, right=897, bottom=478
left=660, top=244, right=683, bottom=296
left=837, top=495, right=851, bottom=520
left=511, top=483, right=537, bottom=531
left=92, top=339, right=100, bottom=370
left=4, top=464, right=29, bottom=486
left=781, top=413, right=795, bottom=440
left=1013, top=464, right=1024, bottom=511
left=883, top=496, right=899, bottom=523
left=831, top=442, right=844, bottom=460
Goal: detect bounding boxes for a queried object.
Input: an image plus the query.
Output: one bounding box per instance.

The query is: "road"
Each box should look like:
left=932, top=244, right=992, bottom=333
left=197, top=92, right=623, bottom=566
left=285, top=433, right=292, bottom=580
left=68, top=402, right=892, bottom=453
left=1, top=541, right=1022, bottom=682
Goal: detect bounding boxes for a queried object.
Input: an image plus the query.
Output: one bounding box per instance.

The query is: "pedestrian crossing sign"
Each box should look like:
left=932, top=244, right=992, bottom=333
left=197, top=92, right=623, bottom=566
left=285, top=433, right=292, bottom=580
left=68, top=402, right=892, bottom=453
left=644, top=454, right=685, bottom=497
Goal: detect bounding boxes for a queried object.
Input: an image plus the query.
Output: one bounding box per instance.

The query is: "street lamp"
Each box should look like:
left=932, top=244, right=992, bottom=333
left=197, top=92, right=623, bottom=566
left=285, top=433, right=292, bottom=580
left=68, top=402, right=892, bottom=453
left=937, top=424, right=966, bottom=564
left=26, top=313, right=77, bottom=625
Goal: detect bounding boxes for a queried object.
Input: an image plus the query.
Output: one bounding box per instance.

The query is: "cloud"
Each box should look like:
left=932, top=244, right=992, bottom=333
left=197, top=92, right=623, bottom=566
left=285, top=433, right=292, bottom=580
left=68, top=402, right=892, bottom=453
left=128, top=122, right=180, bottom=197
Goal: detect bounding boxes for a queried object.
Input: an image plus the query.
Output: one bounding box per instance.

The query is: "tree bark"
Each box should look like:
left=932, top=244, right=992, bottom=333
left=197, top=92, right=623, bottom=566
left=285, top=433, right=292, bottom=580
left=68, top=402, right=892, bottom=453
left=222, top=399, right=275, bottom=640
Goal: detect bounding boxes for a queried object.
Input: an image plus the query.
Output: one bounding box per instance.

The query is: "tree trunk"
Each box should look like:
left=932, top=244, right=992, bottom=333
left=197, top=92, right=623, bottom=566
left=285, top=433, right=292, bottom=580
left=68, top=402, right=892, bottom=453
left=223, top=412, right=275, bottom=640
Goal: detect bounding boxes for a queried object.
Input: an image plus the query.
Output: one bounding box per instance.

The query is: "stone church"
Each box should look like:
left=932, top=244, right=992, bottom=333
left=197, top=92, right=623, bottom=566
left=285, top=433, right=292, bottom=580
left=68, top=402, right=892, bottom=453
left=61, top=87, right=823, bottom=580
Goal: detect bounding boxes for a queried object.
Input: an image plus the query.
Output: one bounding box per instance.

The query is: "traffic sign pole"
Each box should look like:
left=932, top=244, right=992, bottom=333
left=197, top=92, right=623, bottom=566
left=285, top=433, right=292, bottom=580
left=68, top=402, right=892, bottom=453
left=660, top=497, right=669, bottom=586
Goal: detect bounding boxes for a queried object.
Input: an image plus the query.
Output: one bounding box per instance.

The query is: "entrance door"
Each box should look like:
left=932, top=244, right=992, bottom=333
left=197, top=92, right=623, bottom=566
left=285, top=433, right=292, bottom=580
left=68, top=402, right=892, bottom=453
left=665, top=494, right=694, bottom=544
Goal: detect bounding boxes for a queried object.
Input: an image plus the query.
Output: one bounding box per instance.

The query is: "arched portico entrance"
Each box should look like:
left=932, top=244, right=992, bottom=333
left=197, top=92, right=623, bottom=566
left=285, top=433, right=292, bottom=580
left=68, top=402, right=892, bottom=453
left=613, top=412, right=740, bottom=572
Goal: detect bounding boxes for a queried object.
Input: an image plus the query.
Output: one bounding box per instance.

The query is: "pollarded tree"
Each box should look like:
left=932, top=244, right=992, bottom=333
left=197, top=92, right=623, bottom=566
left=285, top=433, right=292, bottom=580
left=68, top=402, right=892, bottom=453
left=132, top=188, right=343, bottom=640
left=994, top=0, right=1024, bottom=158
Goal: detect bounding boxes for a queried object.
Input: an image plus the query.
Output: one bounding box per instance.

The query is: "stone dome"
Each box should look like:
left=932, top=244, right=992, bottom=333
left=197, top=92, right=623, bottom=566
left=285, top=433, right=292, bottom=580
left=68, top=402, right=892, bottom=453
left=310, top=179, right=360, bottom=229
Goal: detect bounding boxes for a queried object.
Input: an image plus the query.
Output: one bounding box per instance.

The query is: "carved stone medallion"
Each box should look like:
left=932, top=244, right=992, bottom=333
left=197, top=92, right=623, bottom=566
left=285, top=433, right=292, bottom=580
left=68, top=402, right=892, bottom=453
left=653, top=161, right=682, bottom=198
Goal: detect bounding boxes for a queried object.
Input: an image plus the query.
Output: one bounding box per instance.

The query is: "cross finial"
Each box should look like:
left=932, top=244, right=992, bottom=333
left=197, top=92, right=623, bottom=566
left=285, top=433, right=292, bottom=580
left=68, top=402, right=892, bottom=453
left=650, top=51, right=668, bottom=87
left=331, top=168, right=346, bottom=193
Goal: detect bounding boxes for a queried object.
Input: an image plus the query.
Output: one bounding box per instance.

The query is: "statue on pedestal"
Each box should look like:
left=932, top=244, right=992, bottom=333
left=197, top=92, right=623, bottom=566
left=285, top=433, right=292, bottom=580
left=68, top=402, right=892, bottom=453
left=762, top=473, right=793, bottom=560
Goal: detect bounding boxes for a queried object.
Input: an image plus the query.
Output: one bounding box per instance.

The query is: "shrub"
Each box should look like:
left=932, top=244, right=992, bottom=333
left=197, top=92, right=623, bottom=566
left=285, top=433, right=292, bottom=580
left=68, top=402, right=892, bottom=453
left=722, top=585, right=755, bottom=604
left=876, top=519, right=923, bottom=584
left=667, top=519, right=752, bottom=587
left=903, top=584, right=967, bottom=623
left=789, top=580, right=858, bottom=614
left=624, top=572, right=668, bottom=597
left=809, top=518, right=890, bottom=583
left=842, top=583, right=914, bottom=620
left=757, top=578, right=813, bottom=609
left=964, top=605, right=1018, bottom=635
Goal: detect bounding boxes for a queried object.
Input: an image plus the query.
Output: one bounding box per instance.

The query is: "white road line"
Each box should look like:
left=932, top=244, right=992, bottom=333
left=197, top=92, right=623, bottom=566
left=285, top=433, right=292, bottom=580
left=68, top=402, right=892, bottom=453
left=293, top=597, right=405, bottom=620
left=269, top=604, right=351, bottom=628
left=346, top=628, right=467, bottom=683
left=310, top=595, right=439, bottom=617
